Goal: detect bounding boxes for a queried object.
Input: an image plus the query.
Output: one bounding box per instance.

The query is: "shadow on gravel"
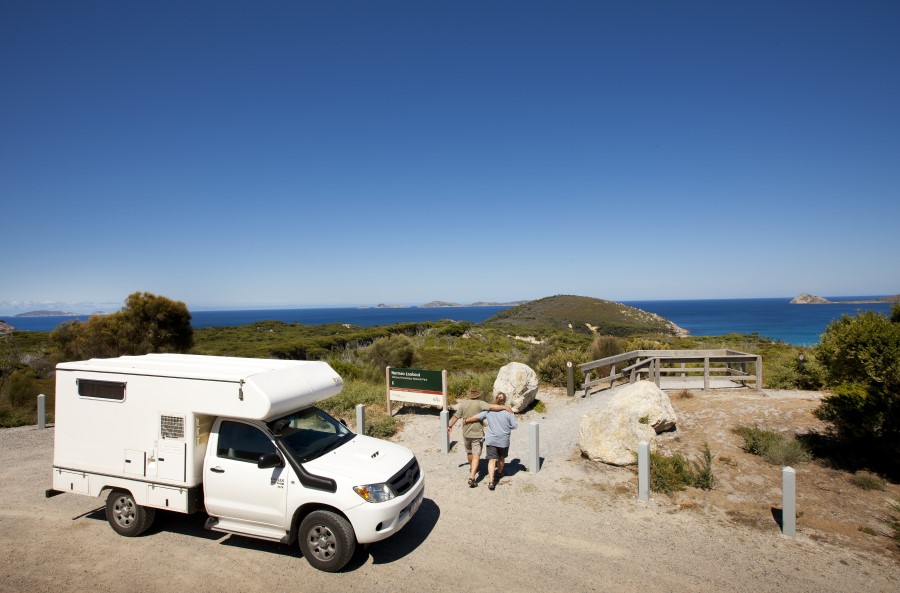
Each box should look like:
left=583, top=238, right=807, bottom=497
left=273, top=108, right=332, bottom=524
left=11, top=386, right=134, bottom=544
left=362, top=498, right=440, bottom=567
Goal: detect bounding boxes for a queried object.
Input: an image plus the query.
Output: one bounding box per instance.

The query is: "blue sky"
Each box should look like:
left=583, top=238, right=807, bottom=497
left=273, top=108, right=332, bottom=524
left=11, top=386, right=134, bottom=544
left=2, top=1, right=898, bottom=314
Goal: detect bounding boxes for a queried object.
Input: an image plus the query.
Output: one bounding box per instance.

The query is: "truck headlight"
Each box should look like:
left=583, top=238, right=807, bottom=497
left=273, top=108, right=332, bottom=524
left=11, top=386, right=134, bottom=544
left=353, top=483, right=395, bottom=503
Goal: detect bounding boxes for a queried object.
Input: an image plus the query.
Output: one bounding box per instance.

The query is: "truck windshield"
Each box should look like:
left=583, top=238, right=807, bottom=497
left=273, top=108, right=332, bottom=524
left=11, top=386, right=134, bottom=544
left=270, top=407, right=355, bottom=462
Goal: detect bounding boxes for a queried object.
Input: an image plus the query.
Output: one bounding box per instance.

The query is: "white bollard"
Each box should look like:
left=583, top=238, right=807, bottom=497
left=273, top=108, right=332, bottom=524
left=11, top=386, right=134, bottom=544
left=355, top=403, right=365, bottom=434
left=440, top=409, right=450, bottom=454
left=638, top=440, right=650, bottom=501
left=37, top=393, right=46, bottom=430
left=529, top=422, right=540, bottom=473
left=782, top=466, right=797, bottom=537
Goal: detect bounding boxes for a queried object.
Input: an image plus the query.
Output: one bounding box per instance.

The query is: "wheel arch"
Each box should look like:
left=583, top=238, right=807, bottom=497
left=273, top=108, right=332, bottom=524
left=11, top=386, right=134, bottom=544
left=288, top=503, right=353, bottom=545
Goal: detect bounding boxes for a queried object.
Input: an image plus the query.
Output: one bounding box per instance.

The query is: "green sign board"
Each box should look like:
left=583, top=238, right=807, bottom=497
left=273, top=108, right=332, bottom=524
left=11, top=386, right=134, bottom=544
left=388, top=367, right=445, bottom=408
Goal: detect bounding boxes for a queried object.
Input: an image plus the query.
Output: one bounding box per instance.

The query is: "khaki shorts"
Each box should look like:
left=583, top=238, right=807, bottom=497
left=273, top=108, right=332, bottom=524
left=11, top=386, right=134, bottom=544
left=464, top=437, right=484, bottom=457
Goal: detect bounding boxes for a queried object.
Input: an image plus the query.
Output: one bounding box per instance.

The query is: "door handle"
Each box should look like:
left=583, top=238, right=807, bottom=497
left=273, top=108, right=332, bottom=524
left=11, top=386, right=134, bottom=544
left=210, top=467, right=225, bottom=473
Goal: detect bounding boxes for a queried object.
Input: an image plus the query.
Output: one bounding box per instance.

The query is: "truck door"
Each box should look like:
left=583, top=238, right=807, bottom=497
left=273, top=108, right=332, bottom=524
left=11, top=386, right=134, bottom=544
left=204, top=420, right=288, bottom=528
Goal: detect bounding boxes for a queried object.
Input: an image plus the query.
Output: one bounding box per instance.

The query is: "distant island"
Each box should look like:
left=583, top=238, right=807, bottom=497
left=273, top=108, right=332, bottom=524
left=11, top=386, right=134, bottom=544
left=14, top=310, right=77, bottom=317
left=358, top=300, right=530, bottom=309
left=790, top=293, right=900, bottom=305
left=419, top=300, right=529, bottom=308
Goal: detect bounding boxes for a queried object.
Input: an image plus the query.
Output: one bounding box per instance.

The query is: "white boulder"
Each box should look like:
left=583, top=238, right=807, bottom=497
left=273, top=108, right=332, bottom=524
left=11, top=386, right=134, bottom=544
left=493, top=362, right=539, bottom=413
left=579, top=380, right=677, bottom=466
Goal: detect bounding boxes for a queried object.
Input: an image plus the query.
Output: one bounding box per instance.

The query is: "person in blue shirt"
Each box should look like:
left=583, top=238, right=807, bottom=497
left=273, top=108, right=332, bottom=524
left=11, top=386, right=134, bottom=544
left=464, top=392, right=517, bottom=490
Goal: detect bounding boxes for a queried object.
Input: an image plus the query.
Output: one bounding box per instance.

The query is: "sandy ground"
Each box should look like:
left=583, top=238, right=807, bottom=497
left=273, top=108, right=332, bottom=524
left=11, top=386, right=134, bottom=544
left=1, top=385, right=898, bottom=593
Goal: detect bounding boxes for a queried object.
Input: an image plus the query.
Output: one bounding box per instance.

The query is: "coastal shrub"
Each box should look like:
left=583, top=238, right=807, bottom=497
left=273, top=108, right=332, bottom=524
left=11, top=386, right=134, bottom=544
left=764, top=348, right=824, bottom=390
left=364, top=411, right=398, bottom=438
left=589, top=335, right=626, bottom=361
left=365, top=334, right=416, bottom=372
left=6, top=368, right=37, bottom=408
left=649, top=444, right=715, bottom=495
left=51, top=292, right=192, bottom=361
left=624, top=338, right=669, bottom=351
left=320, top=379, right=385, bottom=418
left=447, top=371, right=495, bottom=404
left=733, top=425, right=811, bottom=465
left=814, top=307, right=900, bottom=455
left=849, top=473, right=887, bottom=491
left=535, top=349, right=589, bottom=388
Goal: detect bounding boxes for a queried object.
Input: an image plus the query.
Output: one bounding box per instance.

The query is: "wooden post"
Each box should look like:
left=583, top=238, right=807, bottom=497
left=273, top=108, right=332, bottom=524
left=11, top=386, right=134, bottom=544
left=610, top=364, right=616, bottom=388
left=442, top=369, right=448, bottom=411
left=703, top=357, right=710, bottom=392
left=566, top=362, right=574, bottom=397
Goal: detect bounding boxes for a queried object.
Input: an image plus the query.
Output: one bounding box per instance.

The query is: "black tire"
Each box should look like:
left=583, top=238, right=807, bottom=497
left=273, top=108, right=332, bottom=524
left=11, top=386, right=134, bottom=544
left=105, top=489, right=155, bottom=537
left=298, top=510, right=356, bottom=572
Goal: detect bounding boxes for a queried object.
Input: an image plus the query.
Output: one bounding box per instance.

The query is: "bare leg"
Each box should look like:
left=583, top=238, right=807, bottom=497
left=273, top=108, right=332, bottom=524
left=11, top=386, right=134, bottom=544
left=468, top=453, right=478, bottom=481
left=488, top=459, right=497, bottom=485
left=497, top=457, right=505, bottom=477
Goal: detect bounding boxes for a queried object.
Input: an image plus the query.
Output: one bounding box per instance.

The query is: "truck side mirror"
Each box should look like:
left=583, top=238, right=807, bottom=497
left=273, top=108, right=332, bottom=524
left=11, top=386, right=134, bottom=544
left=257, top=452, right=284, bottom=469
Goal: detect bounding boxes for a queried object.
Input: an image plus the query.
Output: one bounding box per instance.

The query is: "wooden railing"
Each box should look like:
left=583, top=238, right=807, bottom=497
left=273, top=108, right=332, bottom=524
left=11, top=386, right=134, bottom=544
left=577, top=349, right=762, bottom=395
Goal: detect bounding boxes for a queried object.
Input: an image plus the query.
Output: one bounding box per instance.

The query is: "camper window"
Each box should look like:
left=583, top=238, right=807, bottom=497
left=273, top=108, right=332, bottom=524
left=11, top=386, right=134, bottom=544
left=77, top=379, right=126, bottom=401
left=217, top=421, right=276, bottom=463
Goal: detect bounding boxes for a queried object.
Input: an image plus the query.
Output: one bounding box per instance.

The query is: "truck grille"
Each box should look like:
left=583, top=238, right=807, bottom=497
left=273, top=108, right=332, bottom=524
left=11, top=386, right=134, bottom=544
left=388, top=458, right=420, bottom=496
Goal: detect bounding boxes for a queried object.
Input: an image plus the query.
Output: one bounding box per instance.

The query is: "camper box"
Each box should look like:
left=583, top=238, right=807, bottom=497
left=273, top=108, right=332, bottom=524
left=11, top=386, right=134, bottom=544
left=51, top=354, right=343, bottom=507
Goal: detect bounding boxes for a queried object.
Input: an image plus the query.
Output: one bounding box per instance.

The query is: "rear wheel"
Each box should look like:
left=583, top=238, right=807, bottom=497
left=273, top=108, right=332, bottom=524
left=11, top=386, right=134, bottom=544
left=298, top=510, right=356, bottom=572
left=105, top=489, right=155, bottom=537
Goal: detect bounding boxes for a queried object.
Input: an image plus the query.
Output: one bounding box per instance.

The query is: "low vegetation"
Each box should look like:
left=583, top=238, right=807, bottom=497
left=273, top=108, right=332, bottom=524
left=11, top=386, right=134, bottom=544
left=733, top=425, right=812, bottom=466
left=650, top=443, right=715, bottom=494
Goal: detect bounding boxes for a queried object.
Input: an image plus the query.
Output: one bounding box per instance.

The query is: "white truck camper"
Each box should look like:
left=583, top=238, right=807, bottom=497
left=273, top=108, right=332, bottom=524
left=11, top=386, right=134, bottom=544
left=47, top=354, right=424, bottom=572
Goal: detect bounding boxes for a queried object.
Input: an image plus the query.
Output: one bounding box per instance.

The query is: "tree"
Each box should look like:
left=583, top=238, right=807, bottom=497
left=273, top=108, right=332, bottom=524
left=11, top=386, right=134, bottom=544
left=814, top=308, right=900, bottom=450
left=51, top=292, right=193, bottom=361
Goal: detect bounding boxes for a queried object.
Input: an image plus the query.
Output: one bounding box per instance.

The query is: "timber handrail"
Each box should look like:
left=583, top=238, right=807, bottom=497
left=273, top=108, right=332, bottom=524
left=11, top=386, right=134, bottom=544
left=576, top=349, right=762, bottom=395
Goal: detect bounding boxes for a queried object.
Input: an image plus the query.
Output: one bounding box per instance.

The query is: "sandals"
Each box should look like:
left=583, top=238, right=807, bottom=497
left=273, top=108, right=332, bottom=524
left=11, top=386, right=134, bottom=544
left=488, top=481, right=495, bottom=491
left=468, top=478, right=477, bottom=488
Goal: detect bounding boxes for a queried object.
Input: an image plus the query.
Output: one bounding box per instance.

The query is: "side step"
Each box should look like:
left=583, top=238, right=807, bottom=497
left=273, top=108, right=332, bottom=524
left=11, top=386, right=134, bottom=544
left=205, top=516, right=290, bottom=544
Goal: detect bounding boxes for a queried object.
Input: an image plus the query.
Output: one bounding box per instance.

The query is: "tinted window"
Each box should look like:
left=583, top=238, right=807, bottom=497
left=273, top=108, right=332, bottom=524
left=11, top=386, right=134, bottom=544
left=78, top=379, right=125, bottom=401
left=217, top=421, right=275, bottom=463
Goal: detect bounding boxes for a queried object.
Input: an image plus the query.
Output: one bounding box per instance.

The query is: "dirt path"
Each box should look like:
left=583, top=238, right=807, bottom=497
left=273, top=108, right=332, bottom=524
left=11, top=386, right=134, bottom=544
left=1, top=386, right=897, bottom=592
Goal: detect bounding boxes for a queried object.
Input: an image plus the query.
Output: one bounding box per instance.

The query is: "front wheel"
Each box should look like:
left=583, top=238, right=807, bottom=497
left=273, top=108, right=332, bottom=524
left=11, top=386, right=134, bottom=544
left=105, top=489, right=155, bottom=537
left=298, top=510, right=356, bottom=572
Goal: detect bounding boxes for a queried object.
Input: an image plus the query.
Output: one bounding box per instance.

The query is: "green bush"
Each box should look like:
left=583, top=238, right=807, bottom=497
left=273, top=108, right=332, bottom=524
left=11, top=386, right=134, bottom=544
left=446, top=370, right=495, bottom=404
left=364, top=411, right=398, bottom=438
left=6, top=368, right=36, bottom=408
left=365, top=335, right=416, bottom=372
left=650, top=444, right=715, bottom=494
left=733, top=425, right=811, bottom=465
left=764, top=348, right=824, bottom=389
left=849, top=473, right=887, bottom=491
left=535, top=348, right=589, bottom=387
left=320, top=379, right=385, bottom=417
left=814, top=307, right=900, bottom=452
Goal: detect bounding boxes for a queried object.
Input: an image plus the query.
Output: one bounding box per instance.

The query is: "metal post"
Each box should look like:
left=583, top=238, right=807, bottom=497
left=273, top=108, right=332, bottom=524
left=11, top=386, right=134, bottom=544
left=529, top=422, right=540, bottom=473
left=37, top=394, right=46, bottom=430
left=638, top=441, right=650, bottom=501
left=440, top=409, right=450, bottom=454
left=782, top=467, right=796, bottom=536
left=566, top=361, right=574, bottom=397
left=355, top=403, right=365, bottom=434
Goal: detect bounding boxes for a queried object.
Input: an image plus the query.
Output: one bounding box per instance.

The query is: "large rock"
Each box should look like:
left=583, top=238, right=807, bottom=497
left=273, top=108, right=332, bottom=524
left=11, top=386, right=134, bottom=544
left=579, top=380, right=677, bottom=466
left=493, top=362, right=539, bottom=413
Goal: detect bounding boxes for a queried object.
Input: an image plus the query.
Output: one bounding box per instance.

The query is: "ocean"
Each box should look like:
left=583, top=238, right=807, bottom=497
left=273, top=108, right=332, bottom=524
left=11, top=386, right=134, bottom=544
left=3, top=297, right=894, bottom=346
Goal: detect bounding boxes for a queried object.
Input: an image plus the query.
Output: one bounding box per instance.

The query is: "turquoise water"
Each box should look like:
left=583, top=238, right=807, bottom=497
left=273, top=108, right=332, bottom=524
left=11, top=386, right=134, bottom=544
left=3, top=297, right=894, bottom=346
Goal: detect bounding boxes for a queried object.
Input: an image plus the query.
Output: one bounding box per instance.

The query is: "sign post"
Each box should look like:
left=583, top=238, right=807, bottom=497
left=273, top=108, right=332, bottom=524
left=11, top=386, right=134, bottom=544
left=386, top=366, right=448, bottom=416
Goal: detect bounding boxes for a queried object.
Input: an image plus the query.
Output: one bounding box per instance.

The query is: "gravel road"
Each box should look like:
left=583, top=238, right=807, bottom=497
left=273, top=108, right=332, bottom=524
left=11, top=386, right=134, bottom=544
left=1, top=387, right=897, bottom=593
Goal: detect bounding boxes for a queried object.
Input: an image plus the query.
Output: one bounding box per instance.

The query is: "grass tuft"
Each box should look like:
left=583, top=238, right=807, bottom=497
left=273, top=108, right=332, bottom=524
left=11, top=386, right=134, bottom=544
left=733, top=425, right=811, bottom=466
